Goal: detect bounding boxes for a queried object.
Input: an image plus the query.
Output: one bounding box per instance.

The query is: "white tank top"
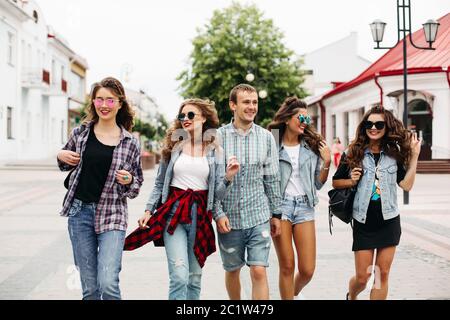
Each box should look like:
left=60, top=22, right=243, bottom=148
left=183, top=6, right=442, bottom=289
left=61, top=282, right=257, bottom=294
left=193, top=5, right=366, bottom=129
left=171, top=153, right=210, bottom=191
left=283, top=144, right=306, bottom=197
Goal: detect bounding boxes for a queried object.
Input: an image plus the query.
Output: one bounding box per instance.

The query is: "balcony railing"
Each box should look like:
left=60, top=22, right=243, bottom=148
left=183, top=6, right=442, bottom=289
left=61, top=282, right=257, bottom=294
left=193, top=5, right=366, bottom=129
left=22, top=68, right=51, bottom=87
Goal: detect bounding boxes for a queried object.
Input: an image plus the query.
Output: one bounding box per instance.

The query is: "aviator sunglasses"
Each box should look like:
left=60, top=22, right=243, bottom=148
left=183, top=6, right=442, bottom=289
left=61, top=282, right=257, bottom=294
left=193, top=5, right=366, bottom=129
left=363, top=121, right=386, bottom=130
left=93, top=98, right=119, bottom=108
left=177, top=111, right=198, bottom=122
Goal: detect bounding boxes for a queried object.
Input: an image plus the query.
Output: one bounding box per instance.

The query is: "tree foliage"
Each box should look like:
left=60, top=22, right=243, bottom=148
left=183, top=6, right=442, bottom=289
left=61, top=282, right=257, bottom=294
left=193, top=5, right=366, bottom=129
left=177, top=2, right=307, bottom=125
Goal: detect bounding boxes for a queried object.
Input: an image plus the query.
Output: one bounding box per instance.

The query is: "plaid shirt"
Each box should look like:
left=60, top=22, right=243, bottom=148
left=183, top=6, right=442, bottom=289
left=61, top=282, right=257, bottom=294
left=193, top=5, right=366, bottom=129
left=124, top=187, right=216, bottom=268
left=216, top=122, right=282, bottom=230
left=58, top=121, right=144, bottom=234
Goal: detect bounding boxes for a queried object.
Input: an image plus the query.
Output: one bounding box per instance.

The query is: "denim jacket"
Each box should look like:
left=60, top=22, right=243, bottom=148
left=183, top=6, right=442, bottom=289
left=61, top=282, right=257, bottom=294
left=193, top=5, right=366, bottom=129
left=279, top=140, right=324, bottom=207
left=352, top=149, right=399, bottom=223
left=145, top=146, right=230, bottom=220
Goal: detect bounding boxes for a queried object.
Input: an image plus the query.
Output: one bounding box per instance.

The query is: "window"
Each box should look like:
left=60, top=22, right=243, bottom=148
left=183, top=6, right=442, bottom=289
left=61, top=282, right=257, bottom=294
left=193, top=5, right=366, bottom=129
left=33, top=10, right=39, bottom=23
left=7, top=107, right=13, bottom=139
left=7, top=32, right=15, bottom=66
left=61, top=120, right=65, bottom=144
left=51, top=59, right=56, bottom=84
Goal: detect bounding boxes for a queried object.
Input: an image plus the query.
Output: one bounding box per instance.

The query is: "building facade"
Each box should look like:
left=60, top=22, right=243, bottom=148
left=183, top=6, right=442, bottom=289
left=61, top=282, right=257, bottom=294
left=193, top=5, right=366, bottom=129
left=308, top=13, right=450, bottom=162
left=301, top=32, right=372, bottom=136
left=0, top=0, right=87, bottom=162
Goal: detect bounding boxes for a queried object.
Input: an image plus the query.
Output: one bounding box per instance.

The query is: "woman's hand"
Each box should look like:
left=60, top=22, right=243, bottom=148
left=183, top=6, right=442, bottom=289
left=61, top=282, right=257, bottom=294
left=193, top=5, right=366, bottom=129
left=116, top=170, right=133, bottom=185
left=58, top=150, right=80, bottom=166
left=318, top=140, right=332, bottom=164
left=350, top=167, right=363, bottom=186
left=138, top=210, right=152, bottom=229
left=225, top=156, right=240, bottom=182
left=410, top=131, right=421, bottom=158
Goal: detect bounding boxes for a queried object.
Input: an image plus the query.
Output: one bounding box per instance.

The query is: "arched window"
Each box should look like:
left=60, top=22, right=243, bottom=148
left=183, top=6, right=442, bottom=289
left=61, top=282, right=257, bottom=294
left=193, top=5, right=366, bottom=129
left=408, top=99, right=431, bottom=115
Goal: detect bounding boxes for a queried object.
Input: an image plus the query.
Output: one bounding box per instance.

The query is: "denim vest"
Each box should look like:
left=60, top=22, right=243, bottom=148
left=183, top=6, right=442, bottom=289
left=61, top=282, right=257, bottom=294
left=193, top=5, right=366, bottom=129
left=353, top=150, right=399, bottom=223
left=145, top=147, right=228, bottom=213
left=279, top=140, right=323, bottom=208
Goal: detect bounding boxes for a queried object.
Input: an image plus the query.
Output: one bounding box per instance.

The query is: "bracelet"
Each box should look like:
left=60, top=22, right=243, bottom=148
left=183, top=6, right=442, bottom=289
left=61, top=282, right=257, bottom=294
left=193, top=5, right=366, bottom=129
left=322, top=167, right=330, bottom=171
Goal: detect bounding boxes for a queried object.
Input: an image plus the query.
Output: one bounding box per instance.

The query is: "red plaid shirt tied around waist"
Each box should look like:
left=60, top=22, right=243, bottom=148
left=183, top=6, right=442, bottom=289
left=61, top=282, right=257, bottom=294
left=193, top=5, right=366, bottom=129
left=124, top=187, right=216, bottom=268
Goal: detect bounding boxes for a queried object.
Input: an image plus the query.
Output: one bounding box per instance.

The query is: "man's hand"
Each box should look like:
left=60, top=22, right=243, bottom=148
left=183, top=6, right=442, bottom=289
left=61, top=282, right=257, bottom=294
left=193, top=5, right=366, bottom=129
left=216, top=216, right=231, bottom=234
left=270, top=217, right=281, bottom=238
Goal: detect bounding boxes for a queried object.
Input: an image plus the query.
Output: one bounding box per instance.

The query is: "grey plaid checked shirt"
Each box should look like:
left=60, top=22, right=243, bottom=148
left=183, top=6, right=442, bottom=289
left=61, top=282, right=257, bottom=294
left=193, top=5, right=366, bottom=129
left=216, top=122, right=282, bottom=230
left=58, top=121, right=143, bottom=234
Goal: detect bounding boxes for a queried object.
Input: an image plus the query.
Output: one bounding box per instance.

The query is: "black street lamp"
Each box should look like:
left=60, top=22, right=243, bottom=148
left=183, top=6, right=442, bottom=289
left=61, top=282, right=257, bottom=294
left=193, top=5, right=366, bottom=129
left=369, top=0, right=439, bottom=205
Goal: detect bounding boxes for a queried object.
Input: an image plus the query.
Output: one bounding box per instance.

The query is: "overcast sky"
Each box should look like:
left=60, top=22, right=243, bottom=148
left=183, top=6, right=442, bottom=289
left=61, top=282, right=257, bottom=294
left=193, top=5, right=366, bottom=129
left=36, top=0, right=450, bottom=120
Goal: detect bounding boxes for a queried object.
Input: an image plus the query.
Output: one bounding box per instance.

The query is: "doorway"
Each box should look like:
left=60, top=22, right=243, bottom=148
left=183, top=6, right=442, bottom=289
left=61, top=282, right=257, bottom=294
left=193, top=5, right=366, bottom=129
left=408, top=99, right=432, bottom=161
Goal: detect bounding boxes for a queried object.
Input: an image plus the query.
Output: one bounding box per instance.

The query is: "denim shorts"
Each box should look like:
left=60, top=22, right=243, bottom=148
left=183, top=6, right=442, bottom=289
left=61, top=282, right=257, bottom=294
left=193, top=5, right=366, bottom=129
left=281, top=195, right=315, bottom=225
left=217, top=221, right=271, bottom=272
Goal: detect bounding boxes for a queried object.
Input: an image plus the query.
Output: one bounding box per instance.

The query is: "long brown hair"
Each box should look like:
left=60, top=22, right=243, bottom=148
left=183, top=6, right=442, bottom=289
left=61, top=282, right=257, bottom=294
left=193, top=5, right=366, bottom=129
left=83, top=77, right=135, bottom=132
left=161, top=98, right=220, bottom=162
left=346, top=106, right=412, bottom=169
left=267, top=96, right=323, bottom=155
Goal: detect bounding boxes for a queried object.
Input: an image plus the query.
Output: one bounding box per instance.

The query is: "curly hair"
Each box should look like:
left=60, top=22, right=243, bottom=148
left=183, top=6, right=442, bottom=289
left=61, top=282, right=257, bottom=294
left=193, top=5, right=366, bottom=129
left=83, top=77, right=135, bottom=132
left=161, top=98, right=220, bottom=162
left=345, top=106, right=412, bottom=169
left=267, top=96, right=324, bottom=155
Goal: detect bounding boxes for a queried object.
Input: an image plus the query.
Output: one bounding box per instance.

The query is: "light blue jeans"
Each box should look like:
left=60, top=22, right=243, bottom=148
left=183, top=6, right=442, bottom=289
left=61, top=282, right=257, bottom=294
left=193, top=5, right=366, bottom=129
left=164, top=201, right=202, bottom=300
left=68, top=199, right=126, bottom=300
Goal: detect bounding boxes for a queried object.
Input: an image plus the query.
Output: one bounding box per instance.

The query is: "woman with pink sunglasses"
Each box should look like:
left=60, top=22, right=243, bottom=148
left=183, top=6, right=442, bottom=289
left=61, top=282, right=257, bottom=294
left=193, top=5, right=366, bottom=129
left=57, top=77, right=143, bottom=300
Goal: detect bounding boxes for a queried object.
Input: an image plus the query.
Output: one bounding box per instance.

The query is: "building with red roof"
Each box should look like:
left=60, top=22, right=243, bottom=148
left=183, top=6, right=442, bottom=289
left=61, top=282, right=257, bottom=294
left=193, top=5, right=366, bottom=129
left=307, top=13, right=450, bottom=170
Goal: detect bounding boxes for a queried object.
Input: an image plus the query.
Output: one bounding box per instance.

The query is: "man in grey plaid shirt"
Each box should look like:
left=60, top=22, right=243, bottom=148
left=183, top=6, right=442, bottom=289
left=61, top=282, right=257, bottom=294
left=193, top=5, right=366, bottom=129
left=215, top=84, right=282, bottom=300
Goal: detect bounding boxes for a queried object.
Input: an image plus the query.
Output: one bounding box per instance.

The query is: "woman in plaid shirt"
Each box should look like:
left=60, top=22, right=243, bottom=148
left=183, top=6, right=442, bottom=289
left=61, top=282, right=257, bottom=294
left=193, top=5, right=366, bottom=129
left=124, top=98, right=239, bottom=300
left=58, top=77, right=143, bottom=300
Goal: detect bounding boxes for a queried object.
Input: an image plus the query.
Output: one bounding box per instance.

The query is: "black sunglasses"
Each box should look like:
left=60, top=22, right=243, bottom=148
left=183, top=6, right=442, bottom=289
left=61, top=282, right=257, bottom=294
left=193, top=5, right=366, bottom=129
left=177, top=111, right=198, bottom=122
left=363, top=121, right=385, bottom=130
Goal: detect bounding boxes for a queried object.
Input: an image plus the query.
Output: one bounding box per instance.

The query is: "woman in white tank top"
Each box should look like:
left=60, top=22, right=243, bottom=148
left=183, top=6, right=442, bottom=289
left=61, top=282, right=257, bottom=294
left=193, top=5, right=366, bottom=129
left=124, top=98, right=239, bottom=300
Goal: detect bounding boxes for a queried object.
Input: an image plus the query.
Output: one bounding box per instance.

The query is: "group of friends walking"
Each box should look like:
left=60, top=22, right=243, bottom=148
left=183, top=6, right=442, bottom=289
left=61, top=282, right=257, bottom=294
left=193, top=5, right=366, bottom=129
left=57, top=77, right=421, bottom=301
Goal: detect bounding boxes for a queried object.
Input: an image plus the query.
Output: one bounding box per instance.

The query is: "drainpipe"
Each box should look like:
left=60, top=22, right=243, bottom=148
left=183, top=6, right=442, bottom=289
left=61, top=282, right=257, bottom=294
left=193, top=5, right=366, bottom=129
left=374, top=73, right=383, bottom=108
left=319, top=101, right=326, bottom=139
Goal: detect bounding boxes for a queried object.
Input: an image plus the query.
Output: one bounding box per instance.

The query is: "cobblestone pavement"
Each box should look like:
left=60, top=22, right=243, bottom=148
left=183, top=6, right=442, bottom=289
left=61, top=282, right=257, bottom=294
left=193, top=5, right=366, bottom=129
left=0, top=167, right=449, bottom=300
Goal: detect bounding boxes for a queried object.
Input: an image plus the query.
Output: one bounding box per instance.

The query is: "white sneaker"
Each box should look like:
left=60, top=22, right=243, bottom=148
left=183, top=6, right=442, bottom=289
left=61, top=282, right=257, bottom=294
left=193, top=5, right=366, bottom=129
left=294, top=293, right=306, bottom=300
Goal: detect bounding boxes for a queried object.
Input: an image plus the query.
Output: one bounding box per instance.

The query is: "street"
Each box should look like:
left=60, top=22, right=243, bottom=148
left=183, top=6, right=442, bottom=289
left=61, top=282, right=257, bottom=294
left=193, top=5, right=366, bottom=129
left=0, top=165, right=449, bottom=300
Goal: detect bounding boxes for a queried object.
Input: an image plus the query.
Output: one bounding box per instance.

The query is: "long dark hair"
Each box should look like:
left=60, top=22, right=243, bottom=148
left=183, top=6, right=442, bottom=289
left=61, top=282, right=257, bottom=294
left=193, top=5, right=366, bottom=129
left=83, top=77, right=135, bottom=132
left=161, top=98, right=220, bottom=162
left=346, top=106, right=412, bottom=169
left=267, top=96, right=323, bottom=155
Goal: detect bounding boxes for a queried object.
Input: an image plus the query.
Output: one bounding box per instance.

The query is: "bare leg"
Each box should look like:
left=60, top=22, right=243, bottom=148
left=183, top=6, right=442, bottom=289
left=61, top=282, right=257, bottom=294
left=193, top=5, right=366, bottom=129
left=273, top=221, right=295, bottom=299
left=370, top=246, right=396, bottom=300
left=225, top=269, right=241, bottom=300
left=293, top=221, right=316, bottom=296
left=250, top=266, right=269, bottom=300
left=348, top=250, right=375, bottom=300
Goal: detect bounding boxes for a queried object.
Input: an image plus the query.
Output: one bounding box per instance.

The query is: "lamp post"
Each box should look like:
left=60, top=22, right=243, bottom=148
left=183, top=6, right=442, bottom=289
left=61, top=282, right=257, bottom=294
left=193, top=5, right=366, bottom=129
left=369, top=0, right=439, bottom=205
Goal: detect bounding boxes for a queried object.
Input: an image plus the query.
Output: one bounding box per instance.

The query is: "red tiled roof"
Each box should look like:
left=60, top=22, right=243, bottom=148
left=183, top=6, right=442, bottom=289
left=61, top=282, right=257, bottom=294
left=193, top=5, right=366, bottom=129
left=323, top=12, right=450, bottom=100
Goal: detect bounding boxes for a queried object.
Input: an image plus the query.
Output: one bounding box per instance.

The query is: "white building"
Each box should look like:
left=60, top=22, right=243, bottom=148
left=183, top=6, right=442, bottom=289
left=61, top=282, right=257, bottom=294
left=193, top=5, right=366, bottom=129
left=0, top=0, right=87, bottom=162
left=125, top=88, right=159, bottom=124
left=308, top=12, right=450, bottom=167
left=301, top=32, right=372, bottom=136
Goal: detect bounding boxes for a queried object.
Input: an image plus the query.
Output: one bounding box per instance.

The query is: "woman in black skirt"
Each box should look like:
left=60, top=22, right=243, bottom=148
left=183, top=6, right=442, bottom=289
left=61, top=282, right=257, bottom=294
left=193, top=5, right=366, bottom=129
left=333, top=106, right=421, bottom=300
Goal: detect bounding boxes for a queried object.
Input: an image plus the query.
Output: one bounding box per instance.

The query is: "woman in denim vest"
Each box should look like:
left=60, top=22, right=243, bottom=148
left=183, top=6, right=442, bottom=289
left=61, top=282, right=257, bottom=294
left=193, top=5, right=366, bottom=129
left=267, top=97, right=331, bottom=300
left=333, top=107, right=421, bottom=300
left=124, top=99, right=239, bottom=300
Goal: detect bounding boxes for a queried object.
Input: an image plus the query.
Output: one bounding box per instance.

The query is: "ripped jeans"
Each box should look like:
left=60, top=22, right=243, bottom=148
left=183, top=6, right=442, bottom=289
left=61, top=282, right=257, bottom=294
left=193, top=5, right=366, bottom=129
left=164, top=201, right=202, bottom=300
left=68, top=199, right=126, bottom=300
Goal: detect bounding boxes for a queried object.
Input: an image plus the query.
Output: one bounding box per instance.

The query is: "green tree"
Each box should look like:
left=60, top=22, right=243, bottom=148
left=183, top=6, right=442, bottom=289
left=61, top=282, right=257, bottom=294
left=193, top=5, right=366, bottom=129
left=177, top=2, right=306, bottom=125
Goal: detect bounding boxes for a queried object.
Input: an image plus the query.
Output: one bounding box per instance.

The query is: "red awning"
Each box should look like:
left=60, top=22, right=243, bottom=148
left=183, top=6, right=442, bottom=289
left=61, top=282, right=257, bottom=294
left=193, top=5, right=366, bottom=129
left=323, top=12, right=450, bottom=100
